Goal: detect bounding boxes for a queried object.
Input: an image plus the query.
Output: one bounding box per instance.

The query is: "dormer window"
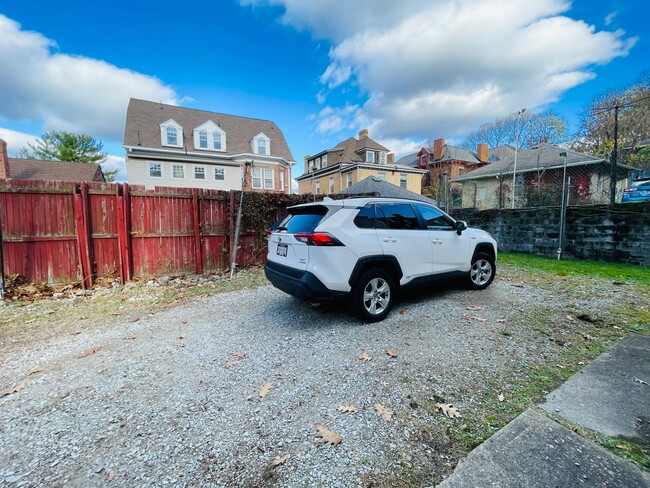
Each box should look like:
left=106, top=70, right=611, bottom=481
left=322, top=154, right=327, bottom=166
left=252, top=133, right=270, bottom=156
left=160, top=119, right=183, bottom=148
left=366, top=151, right=375, bottom=163
left=193, top=120, right=226, bottom=151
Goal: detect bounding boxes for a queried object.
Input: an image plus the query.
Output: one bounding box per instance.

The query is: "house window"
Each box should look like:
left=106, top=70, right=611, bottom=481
left=252, top=168, right=262, bottom=189
left=346, top=173, right=352, bottom=188
left=198, top=131, right=208, bottom=149
left=253, top=133, right=270, bottom=155
left=149, top=163, right=162, bottom=178
left=377, top=172, right=386, bottom=181
left=315, top=157, right=321, bottom=170
left=214, top=167, right=225, bottom=181
left=172, top=164, right=185, bottom=179
left=329, top=177, right=334, bottom=193
left=166, top=127, right=178, bottom=146
left=194, top=166, right=206, bottom=180
left=322, top=154, right=328, bottom=166
left=477, top=187, right=488, bottom=202
left=213, top=132, right=222, bottom=150
left=280, top=168, right=285, bottom=191
left=264, top=168, right=274, bottom=189
left=315, top=181, right=320, bottom=194
left=400, top=174, right=407, bottom=188
left=258, top=138, right=267, bottom=155
left=366, top=151, right=375, bottom=163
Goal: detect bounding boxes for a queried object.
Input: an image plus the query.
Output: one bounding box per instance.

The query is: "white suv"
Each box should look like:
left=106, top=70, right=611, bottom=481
left=265, top=197, right=497, bottom=322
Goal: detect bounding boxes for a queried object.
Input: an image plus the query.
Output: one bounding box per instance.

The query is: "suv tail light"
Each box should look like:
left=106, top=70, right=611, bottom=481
left=294, top=232, right=344, bottom=246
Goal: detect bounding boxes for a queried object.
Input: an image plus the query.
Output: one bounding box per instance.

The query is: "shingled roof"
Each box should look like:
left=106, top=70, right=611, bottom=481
left=338, top=176, right=436, bottom=204
left=8, top=158, right=105, bottom=182
left=123, top=98, right=295, bottom=162
left=329, top=133, right=389, bottom=163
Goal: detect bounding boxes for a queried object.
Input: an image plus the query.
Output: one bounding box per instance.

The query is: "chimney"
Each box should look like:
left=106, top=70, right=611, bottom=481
left=358, top=128, right=369, bottom=139
left=433, top=138, right=445, bottom=160
left=477, top=143, right=488, bottom=163
left=0, top=139, right=10, bottom=179
left=388, top=153, right=394, bottom=164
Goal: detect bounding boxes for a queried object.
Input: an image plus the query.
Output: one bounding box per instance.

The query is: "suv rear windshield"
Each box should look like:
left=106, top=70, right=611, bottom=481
left=275, top=205, right=328, bottom=233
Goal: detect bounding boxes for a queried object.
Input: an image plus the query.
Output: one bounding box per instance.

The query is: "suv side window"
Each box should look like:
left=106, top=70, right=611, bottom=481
left=414, top=204, right=455, bottom=231
left=377, top=203, right=420, bottom=230
left=354, top=204, right=376, bottom=229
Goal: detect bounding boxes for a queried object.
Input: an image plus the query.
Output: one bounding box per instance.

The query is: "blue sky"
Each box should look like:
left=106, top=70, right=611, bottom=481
left=0, top=0, right=647, bottom=183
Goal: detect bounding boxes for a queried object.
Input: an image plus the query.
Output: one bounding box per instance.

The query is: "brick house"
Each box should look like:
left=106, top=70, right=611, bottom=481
left=0, top=139, right=105, bottom=182
left=296, top=129, right=426, bottom=195
left=123, top=99, right=295, bottom=192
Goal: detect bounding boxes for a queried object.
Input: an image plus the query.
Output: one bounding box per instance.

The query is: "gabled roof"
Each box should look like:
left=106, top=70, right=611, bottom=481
left=395, top=153, right=420, bottom=168
left=8, top=158, right=105, bottom=182
left=123, top=98, right=295, bottom=161
left=489, top=145, right=515, bottom=162
left=451, top=143, right=627, bottom=182
left=338, top=176, right=435, bottom=204
left=330, top=134, right=389, bottom=164
left=440, top=145, right=480, bottom=164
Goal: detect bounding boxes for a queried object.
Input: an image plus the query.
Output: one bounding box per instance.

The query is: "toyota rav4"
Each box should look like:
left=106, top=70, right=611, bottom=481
left=264, top=197, right=497, bottom=322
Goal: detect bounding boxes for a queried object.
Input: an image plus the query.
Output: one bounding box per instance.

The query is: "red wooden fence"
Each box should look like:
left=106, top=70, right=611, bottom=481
left=0, top=179, right=300, bottom=286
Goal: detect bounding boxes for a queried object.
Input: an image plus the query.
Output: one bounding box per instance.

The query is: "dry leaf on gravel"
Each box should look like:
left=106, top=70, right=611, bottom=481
left=616, top=444, right=632, bottom=451
left=107, top=471, right=115, bottom=481
left=123, top=336, right=137, bottom=340
left=315, top=424, right=342, bottom=446
left=497, top=393, right=505, bottom=402
left=566, top=315, right=574, bottom=321
left=374, top=403, right=392, bottom=420
left=271, top=454, right=289, bottom=467
left=78, top=347, right=99, bottom=358
left=175, top=342, right=186, bottom=348
left=231, top=351, right=246, bottom=359
left=358, top=353, right=372, bottom=361
left=1, top=383, right=26, bottom=397
left=466, top=306, right=485, bottom=311
left=27, top=367, right=44, bottom=376
left=225, top=360, right=241, bottom=368
left=635, top=378, right=648, bottom=385
left=259, top=382, right=273, bottom=397
left=400, top=309, right=407, bottom=315
left=472, top=316, right=487, bottom=322
left=435, top=403, right=461, bottom=418
left=385, top=348, right=397, bottom=358
left=337, top=405, right=359, bottom=414
left=496, top=318, right=507, bottom=323
left=582, top=333, right=595, bottom=341
left=178, top=334, right=186, bottom=339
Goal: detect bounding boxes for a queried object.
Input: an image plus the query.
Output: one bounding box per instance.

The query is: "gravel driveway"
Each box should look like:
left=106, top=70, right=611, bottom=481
left=0, top=273, right=635, bottom=487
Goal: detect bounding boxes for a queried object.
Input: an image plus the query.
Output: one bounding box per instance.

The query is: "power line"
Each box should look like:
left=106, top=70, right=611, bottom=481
left=590, top=93, right=650, bottom=116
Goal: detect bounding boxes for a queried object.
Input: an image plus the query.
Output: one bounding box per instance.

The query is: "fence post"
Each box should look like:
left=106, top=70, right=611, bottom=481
left=192, top=190, right=203, bottom=274
left=74, top=182, right=93, bottom=288
left=116, top=183, right=133, bottom=283
left=229, top=190, right=235, bottom=268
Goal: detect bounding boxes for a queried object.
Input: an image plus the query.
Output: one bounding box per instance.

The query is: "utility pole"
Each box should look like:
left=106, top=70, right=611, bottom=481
left=609, top=104, right=619, bottom=204
left=511, top=108, right=526, bottom=209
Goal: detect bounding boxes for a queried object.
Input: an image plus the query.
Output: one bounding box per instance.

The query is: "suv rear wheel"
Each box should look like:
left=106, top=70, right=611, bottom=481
left=352, top=269, right=395, bottom=322
left=467, top=252, right=495, bottom=290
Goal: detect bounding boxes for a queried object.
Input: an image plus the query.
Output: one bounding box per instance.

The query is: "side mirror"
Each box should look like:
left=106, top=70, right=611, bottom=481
left=455, top=220, right=468, bottom=235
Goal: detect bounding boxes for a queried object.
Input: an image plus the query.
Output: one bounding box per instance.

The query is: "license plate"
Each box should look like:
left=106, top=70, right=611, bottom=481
left=276, top=243, right=288, bottom=257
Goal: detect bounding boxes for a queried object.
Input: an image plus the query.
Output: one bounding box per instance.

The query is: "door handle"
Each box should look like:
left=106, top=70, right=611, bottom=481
left=432, top=239, right=443, bottom=244
left=382, top=238, right=397, bottom=243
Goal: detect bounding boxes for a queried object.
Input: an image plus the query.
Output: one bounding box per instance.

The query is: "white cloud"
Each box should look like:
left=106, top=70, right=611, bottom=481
left=0, top=15, right=178, bottom=143
left=0, top=128, right=39, bottom=156
left=312, top=103, right=361, bottom=134
left=242, top=0, right=637, bottom=142
left=604, top=11, right=617, bottom=26
left=102, top=155, right=127, bottom=182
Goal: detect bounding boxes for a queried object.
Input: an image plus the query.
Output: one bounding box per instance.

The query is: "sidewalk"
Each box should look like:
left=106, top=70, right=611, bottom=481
left=438, top=334, right=650, bottom=487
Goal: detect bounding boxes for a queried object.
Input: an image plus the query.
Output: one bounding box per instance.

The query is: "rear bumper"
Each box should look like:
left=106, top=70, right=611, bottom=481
left=264, top=260, right=348, bottom=302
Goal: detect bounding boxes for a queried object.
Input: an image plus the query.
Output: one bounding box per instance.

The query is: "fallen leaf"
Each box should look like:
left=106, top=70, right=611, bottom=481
left=612, top=325, right=621, bottom=330
left=374, top=403, right=392, bottom=420
left=182, top=320, right=188, bottom=324
left=497, top=393, right=505, bottom=402
left=78, top=316, right=87, bottom=320
left=472, top=316, right=487, bottom=322
left=399, top=309, right=407, bottom=315
left=466, top=306, right=485, bottom=311
left=123, top=336, right=137, bottom=340
left=225, top=360, right=241, bottom=368
left=107, top=471, right=115, bottom=481
left=337, top=405, right=359, bottom=414
left=435, top=403, right=461, bottom=418
left=259, top=382, right=273, bottom=397
left=178, top=334, right=186, bottom=339
left=27, top=367, right=44, bottom=376
left=315, top=424, right=342, bottom=445
left=271, top=454, right=289, bottom=467
left=616, top=444, right=632, bottom=451
left=1, top=383, right=26, bottom=397
left=231, top=351, right=246, bottom=359
left=582, top=333, right=595, bottom=341
left=78, top=347, right=99, bottom=358
left=175, top=342, right=186, bottom=348
left=72, top=331, right=82, bottom=335
left=385, top=348, right=397, bottom=358
left=358, top=353, right=372, bottom=361
left=635, top=378, right=648, bottom=385
left=557, top=364, right=566, bottom=369
left=566, top=315, right=574, bottom=321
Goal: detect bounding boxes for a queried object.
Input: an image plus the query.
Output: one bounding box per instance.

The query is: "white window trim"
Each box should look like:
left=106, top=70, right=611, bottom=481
left=263, top=167, right=274, bottom=190
left=328, top=177, right=334, bottom=193
left=315, top=181, right=321, bottom=194
left=214, top=167, right=226, bottom=181
left=193, top=120, right=227, bottom=152
left=280, top=168, right=285, bottom=191
left=193, top=165, right=206, bottom=180
left=366, top=151, right=375, bottom=163
left=252, top=132, right=271, bottom=156
left=149, top=162, right=163, bottom=178
left=160, top=119, right=183, bottom=148
left=172, top=163, right=186, bottom=179
left=346, top=173, right=352, bottom=188
left=252, top=167, right=263, bottom=189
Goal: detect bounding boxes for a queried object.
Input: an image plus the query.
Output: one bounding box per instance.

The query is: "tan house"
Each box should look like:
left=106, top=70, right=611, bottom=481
left=296, top=129, right=426, bottom=195
left=123, top=98, right=295, bottom=192
left=0, top=139, right=105, bottom=182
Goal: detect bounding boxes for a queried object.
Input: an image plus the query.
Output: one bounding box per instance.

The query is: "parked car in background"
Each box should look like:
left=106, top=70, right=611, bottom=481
left=265, top=197, right=497, bottom=322
left=622, top=178, right=650, bottom=203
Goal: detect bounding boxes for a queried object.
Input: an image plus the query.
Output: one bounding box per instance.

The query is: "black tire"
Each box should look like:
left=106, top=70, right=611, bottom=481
left=467, top=252, right=496, bottom=290
left=351, top=268, right=395, bottom=322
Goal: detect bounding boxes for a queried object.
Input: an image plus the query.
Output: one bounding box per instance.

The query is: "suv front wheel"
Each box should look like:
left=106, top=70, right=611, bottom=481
left=467, top=252, right=495, bottom=290
left=352, top=269, right=395, bottom=323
